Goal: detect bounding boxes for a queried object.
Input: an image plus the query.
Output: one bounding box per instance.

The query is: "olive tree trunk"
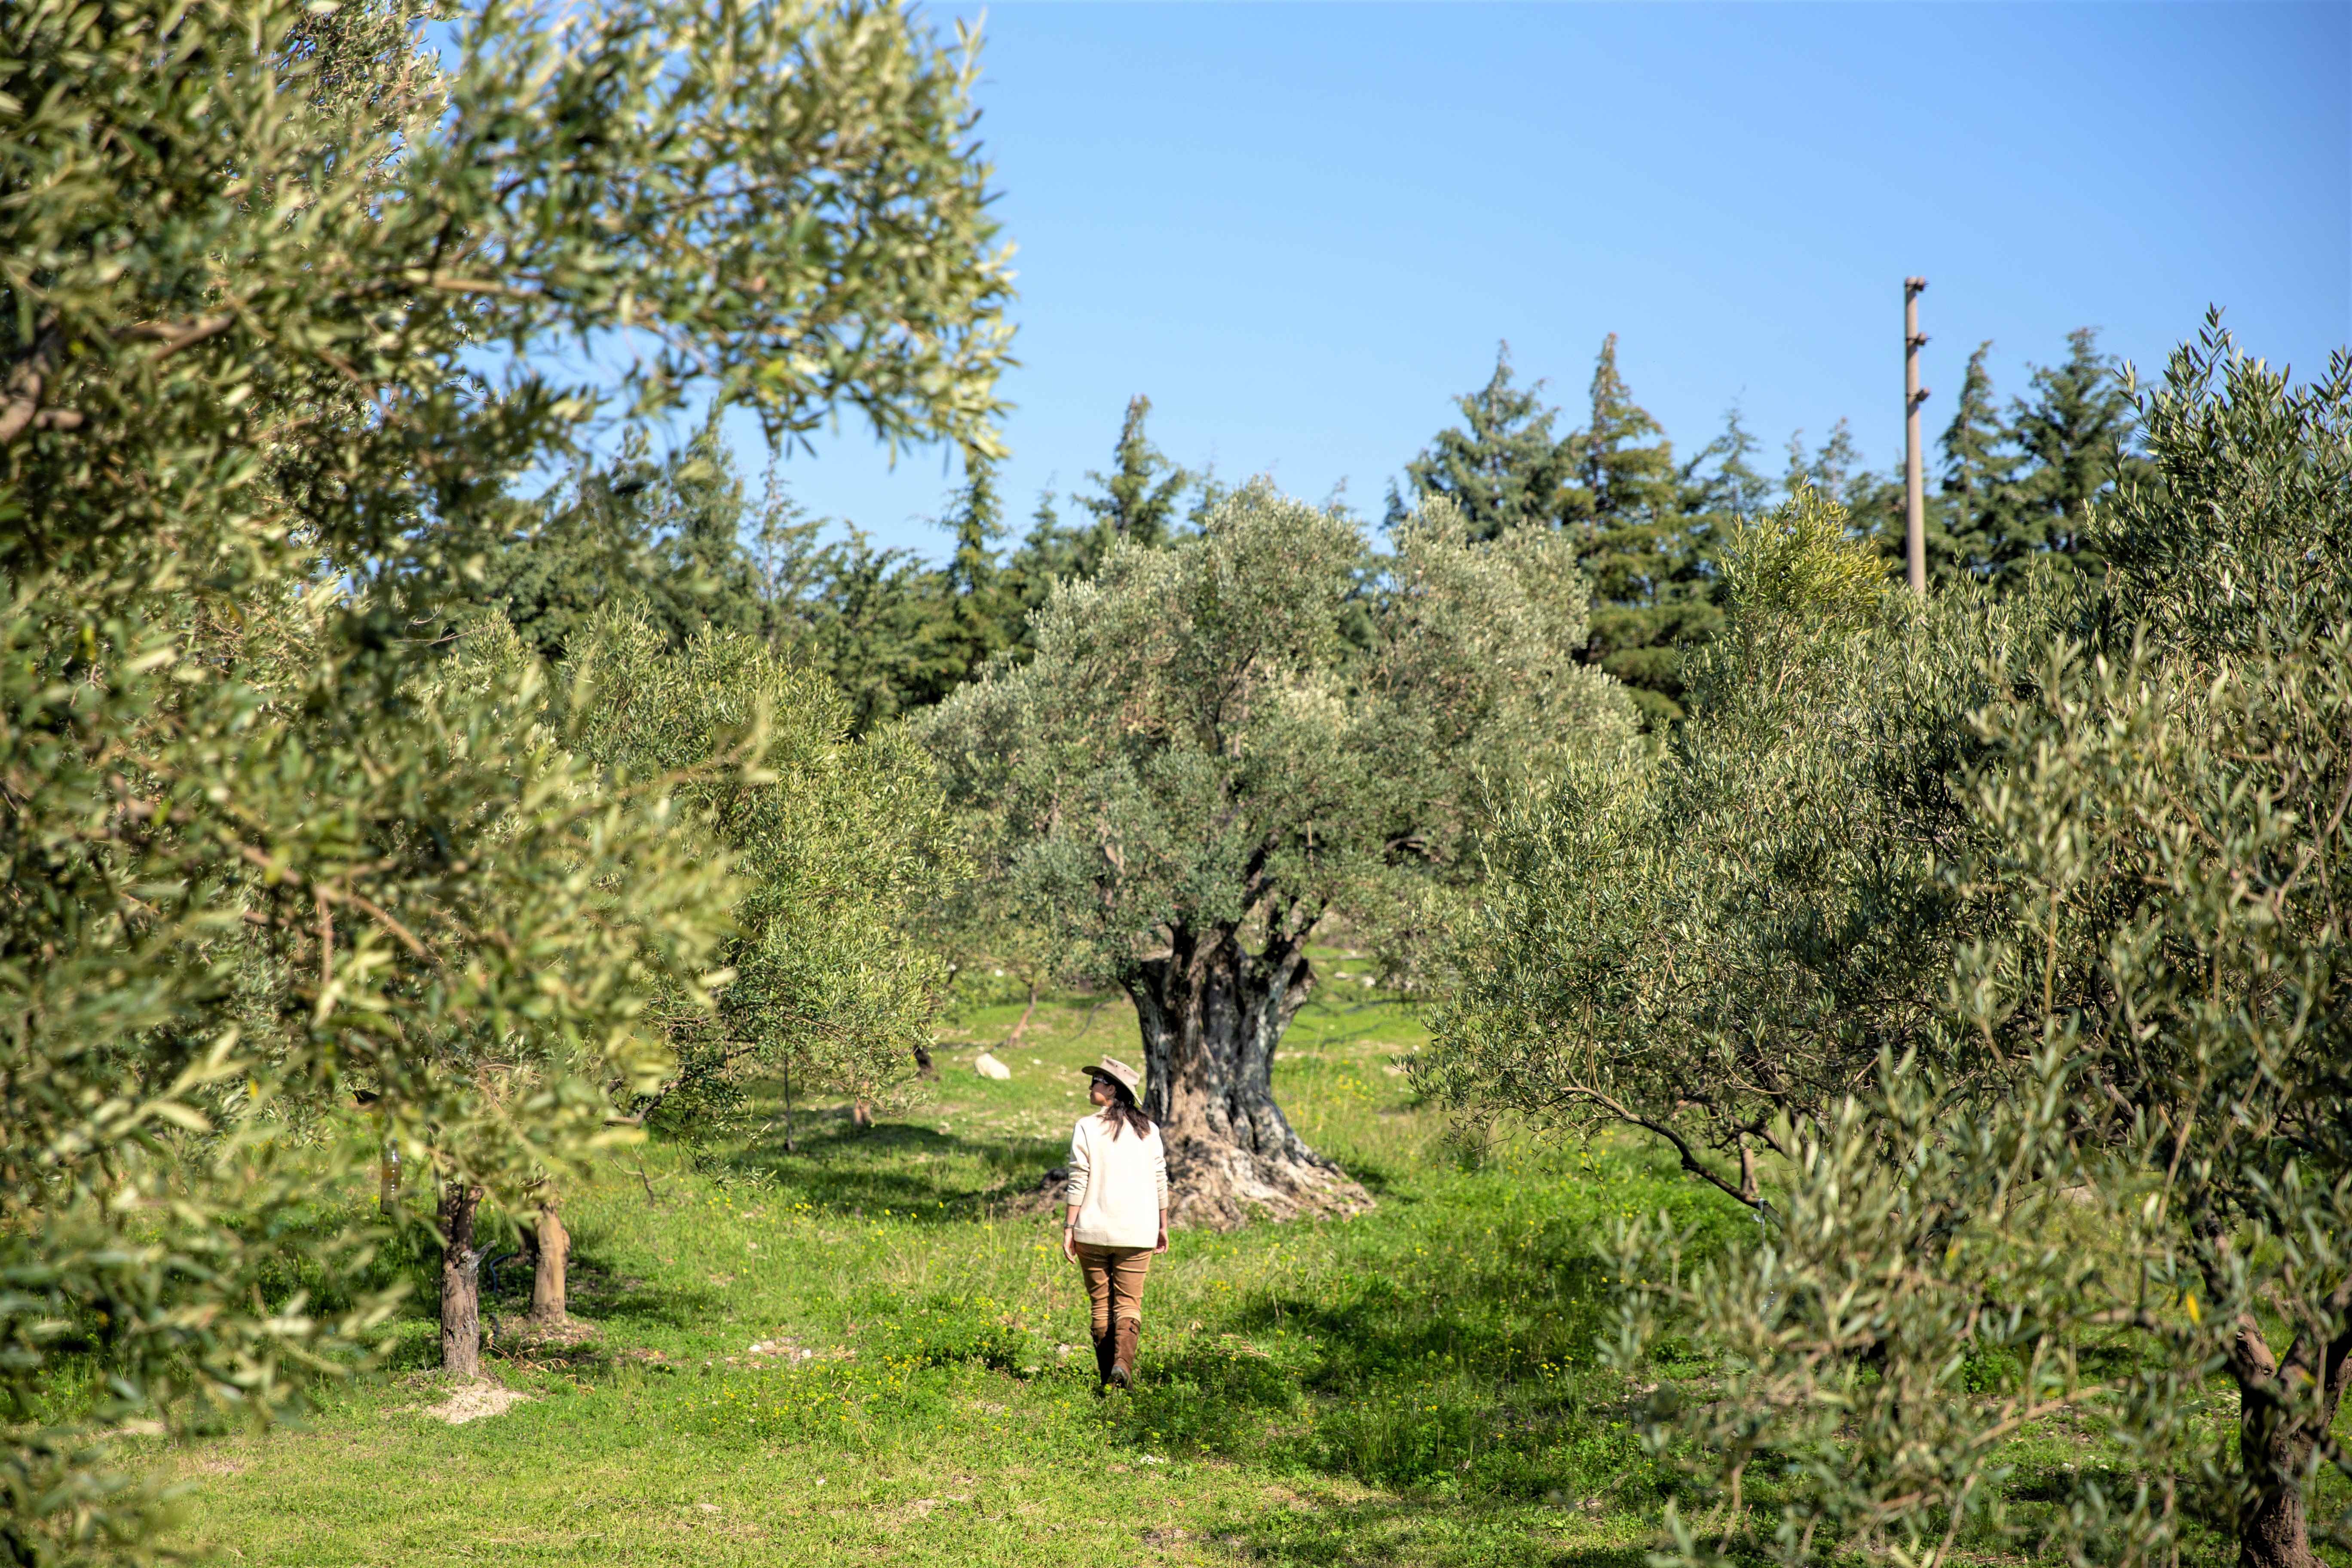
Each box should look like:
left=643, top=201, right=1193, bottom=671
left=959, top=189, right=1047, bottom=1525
left=1130, top=926, right=1373, bottom=1230
left=529, top=1193, right=569, bottom=1325
left=2230, top=1304, right=2349, bottom=1568
left=438, top=1179, right=483, bottom=1377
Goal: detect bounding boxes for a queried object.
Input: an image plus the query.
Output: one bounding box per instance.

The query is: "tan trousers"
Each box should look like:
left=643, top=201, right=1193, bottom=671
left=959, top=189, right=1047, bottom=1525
left=1074, top=1243, right=1152, bottom=1337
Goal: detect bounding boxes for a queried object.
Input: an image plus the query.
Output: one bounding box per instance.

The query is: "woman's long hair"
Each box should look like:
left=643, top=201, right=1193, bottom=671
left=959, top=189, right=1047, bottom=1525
left=1094, top=1075, right=1154, bottom=1141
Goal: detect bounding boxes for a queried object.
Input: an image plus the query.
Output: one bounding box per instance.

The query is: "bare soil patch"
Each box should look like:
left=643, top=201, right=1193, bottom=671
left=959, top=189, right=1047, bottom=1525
left=422, top=1381, right=534, bottom=1425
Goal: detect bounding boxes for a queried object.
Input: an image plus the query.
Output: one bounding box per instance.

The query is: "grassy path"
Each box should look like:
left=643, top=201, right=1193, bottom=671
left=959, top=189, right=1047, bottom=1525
left=172, top=957, right=1742, bottom=1565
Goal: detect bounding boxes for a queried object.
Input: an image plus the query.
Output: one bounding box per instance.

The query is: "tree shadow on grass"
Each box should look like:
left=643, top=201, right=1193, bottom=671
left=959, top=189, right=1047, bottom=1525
left=707, top=1112, right=1066, bottom=1226
left=375, top=1237, right=729, bottom=1370
left=1321, top=1155, right=1404, bottom=1200
left=1106, top=1242, right=1657, bottom=1505
left=1229, top=1255, right=1620, bottom=1392
left=1219, top=1493, right=1655, bottom=1568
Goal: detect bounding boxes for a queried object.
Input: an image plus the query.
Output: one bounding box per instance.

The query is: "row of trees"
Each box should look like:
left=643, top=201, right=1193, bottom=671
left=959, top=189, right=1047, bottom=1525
left=1390, top=330, right=2141, bottom=723
left=467, top=326, right=2139, bottom=741
left=464, top=394, right=1216, bottom=730
left=1, top=0, right=1008, bottom=1559
left=1420, top=322, right=2351, bottom=1568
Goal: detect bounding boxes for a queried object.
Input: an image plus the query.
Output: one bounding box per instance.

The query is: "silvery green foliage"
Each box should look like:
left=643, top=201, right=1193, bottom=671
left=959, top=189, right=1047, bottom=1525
left=925, top=484, right=1635, bottom=1221
left=557, top=611, right=964, bottom=1124
left=927, top=482, right=1635, bottom=989
left=1599, top=328, right=2352, bottom=1568
left=1422, top=486, right=2066, bottom=1206
left=1, top=0, right=1011, bottom=1556
left=1, top=575, right=734, bottom=1563
left=2, top=0, right=1012, bottom=575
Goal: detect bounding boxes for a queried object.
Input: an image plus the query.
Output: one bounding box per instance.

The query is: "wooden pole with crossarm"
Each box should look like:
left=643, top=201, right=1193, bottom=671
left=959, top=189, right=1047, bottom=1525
left=1904, top=277, right=1930, bottom=594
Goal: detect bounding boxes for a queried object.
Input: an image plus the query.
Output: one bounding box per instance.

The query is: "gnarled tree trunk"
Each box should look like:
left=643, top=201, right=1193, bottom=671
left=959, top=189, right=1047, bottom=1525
left=438, top=1179, right=483, bottom=1377
left=1131, top=925, right=1373, bottom=1230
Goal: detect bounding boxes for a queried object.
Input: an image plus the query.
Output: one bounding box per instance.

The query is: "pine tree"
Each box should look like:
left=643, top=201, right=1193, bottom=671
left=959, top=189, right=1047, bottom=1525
left=2008, top=327, right=2136, bottom=580
left=1565, top=335, right=1690, bottom=726
left=1075, top=394, right=1193, bottom=550
left=920, top=451, right=1014, bottom=699
left=1391, top=344, right=1576, bottom=540
left=1680, top=406, right=1775, bottom=523
left=1781, top=419, right=1864, bottom=505
left=1653, top=406, right=1773, bottom=679
left=469, top=434, right=787, bottom=661
left=643, top=430, right=775, bottom=642
left=471, top=453, right=657, bottom=662
left=1000, top=488, right=1076, bottom=642
left=1939, top=340, right=2025, bottom=582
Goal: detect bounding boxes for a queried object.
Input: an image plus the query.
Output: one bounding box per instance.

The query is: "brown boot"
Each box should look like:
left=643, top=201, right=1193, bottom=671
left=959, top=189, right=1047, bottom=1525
left=1091, top=1329, right=1116, bottom=1389
left=1109, top=1317, right=1140, bottom=1389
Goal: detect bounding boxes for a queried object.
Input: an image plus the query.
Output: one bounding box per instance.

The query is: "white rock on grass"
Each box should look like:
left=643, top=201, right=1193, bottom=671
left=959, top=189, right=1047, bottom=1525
left=973, top=1051, right=1011, bottom=1080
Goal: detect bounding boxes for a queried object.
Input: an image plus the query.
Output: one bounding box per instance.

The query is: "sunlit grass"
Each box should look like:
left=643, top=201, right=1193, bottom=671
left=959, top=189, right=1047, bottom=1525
left=162, top=950, right=2240, bottom=1565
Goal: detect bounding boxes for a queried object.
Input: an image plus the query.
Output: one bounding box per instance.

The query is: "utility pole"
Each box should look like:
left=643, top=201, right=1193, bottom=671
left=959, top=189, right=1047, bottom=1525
left=1904, top=277, right=1930, bottom=595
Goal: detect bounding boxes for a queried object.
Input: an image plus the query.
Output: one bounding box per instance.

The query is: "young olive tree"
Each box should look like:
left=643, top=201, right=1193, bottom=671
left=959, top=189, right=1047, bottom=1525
left=926, top=484, right=1635, bottom=1225
left=560, top=612, right=965, bottom=1133
left=0, top=0, right=1011, bottom=1554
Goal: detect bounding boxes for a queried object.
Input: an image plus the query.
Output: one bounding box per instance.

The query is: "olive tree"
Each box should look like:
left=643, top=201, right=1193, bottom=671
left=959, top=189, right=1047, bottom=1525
left=423, top=610, right=960, bottom=1318
left=1422, top=485, right=2058, bottom=1205
left=1458, top=323, right=2352, bottom=1568
left=0, top=0, right=1011, bottom=1555
left=561, top=611, right=965, bottom=1130
left=926, top=484, right=1635, bottom=1225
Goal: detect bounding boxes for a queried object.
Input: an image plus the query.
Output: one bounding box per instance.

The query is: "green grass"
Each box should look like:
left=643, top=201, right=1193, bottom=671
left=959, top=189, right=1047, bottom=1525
left=167, top=952, right=1742, bottom=1565
left=151, top=951, right=2352, bottom=1565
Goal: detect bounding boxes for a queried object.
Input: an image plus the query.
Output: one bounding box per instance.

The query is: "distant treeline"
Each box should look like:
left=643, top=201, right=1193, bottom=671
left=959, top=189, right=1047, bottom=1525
left=462, top=330, right=2137, bottom=728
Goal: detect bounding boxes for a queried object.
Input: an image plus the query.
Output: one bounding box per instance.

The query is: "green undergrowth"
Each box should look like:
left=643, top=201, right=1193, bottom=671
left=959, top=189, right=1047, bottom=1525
left=155, top=950, right=2242, bottom=1565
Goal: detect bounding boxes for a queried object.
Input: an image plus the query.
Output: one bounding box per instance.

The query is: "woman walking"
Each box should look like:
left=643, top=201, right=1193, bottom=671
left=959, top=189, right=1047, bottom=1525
left=1062, top=1057, right=1169, bottom=1390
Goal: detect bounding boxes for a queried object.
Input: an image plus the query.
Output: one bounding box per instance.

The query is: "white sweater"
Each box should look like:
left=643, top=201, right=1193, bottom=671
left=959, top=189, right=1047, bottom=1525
left=1064, top=1112, right=1170, bottom=1249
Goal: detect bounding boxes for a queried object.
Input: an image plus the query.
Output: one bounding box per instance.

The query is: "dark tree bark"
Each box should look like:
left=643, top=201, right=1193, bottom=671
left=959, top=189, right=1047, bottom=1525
left=1130, top=923, right=1372, bottom=1229
left=2238, top=1478, right=2312, bottom=1568
left=529, top=1192, right=569, bottom=1325
left=2226, top=1283, right=2350, bottom=1568
left=438, top=1179, right=483, bottom=1376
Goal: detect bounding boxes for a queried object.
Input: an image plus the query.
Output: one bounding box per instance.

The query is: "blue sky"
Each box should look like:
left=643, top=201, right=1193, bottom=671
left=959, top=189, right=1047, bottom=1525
left=710, top=2, right=2349, bottom=560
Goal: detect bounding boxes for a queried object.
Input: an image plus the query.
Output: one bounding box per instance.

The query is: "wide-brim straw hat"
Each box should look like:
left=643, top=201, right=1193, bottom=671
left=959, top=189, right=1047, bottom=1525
left=1082, top=1056, right=1142, bottom=1099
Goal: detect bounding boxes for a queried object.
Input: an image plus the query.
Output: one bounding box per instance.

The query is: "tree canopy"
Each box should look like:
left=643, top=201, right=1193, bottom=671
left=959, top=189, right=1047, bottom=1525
left=1427, top=320, right=2352, bottom=1568
left=1, top=0, right=1011, bottom=1552
left=1388, top=330, right=2144, bottom=726
left=926, top=482, right=1635, bottom=1225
